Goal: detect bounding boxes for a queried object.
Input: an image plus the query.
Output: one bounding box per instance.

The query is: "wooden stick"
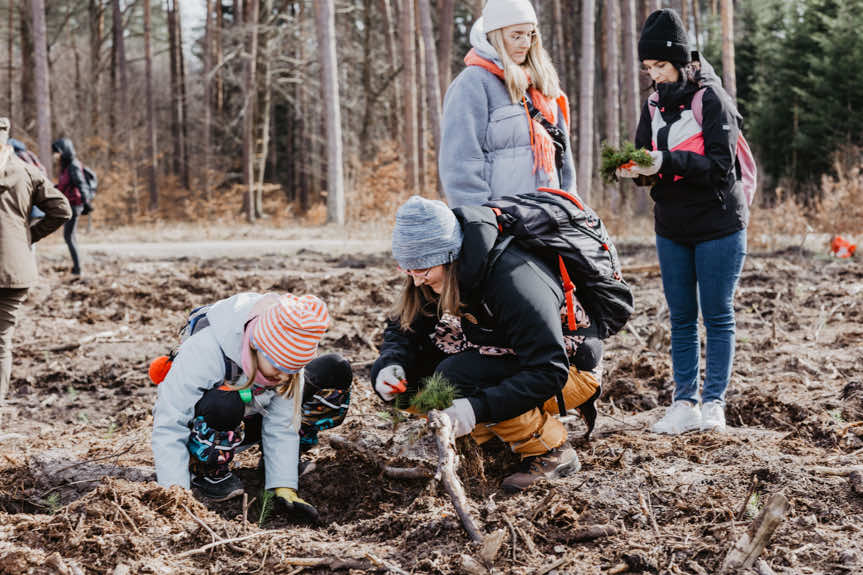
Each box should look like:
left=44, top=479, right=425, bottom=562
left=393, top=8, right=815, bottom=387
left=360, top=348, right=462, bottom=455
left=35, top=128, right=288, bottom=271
left=242, top=493, right=249, bottom=533
left=527, top=491, right=557, bottom=522
left=364, top=552, right=410, bottom=575
left=567, top=524, right=618, bottom=542
left=719, top=493, right=791, bottom=574
left=535, top=554, right=573, bottom=575
left=849, top=470, right=863, bottom=496
left=515, top=525, right=538, bottom=556
left=638, top=490, right=660, bottom=536
left=428, top=410, right=484, bottom=542
left=754, top=558, right=778, bottom=575
left=329, top=434, right=434, bottom=479
left=503, top=515, right=518, bottom=562
left=736, top=475, right=759, bottom=521
left=807, top=465, right=863, bottom=476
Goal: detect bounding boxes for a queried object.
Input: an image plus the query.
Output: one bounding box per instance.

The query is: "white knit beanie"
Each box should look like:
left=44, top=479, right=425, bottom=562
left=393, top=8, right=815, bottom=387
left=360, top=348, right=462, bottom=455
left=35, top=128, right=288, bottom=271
left=482, top=0, right=538, bottom=34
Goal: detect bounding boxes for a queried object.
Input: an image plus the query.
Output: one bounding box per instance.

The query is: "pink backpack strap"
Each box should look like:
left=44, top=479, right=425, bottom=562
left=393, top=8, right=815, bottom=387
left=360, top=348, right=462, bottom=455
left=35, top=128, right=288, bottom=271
left=691, top=87, right=707, bottom=125
left=648, top=91, right=659, bottom=119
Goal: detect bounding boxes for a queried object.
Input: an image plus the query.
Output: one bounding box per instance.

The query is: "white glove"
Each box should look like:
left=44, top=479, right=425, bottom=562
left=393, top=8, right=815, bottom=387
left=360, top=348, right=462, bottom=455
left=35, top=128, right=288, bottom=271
left=374, top=365, right=406, bottom=402
left=441, top=398, right=476, bottom=438
left=616, top=150, right=663, bottom=178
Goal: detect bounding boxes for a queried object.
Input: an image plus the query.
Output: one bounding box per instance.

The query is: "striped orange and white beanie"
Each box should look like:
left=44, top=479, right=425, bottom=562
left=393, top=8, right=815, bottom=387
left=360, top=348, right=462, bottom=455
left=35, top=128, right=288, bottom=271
left=250, top=294, right=330, bottom=374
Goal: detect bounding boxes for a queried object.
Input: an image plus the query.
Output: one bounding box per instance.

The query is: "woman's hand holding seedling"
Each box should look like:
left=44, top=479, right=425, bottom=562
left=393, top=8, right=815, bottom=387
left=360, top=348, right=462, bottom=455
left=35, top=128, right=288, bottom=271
left=600, top=142, right=657, bottom=183
left=617, top=150, right=663, bottom=178
left=375, top=364, right=406, bottom=401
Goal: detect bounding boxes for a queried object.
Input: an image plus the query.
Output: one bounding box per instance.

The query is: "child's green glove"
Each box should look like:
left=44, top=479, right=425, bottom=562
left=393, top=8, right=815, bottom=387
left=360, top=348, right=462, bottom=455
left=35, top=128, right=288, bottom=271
left=274, top=487, right=319, bottom=522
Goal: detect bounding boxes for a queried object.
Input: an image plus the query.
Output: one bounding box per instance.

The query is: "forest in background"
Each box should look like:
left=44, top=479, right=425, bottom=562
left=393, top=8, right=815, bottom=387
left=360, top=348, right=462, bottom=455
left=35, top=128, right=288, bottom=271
left=2, top=0, right=862, bottom=233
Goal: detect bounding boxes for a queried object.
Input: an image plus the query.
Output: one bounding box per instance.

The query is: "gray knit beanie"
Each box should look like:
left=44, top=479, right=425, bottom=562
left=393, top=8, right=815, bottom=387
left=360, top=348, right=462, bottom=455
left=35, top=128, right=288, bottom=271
left=391, top=196, right=463, bottom=270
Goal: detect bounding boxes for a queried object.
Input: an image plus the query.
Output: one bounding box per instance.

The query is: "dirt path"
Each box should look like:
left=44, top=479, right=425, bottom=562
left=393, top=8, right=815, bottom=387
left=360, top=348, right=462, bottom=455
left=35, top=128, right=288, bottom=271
left=0, top=240, right=861, bottom=574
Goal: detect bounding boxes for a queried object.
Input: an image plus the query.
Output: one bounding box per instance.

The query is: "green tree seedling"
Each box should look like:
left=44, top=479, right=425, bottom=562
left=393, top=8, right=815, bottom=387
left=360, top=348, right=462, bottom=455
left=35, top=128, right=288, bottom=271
left=409, top=373, right=457, bottom=414
left=600, top=142, right=653, bottom=183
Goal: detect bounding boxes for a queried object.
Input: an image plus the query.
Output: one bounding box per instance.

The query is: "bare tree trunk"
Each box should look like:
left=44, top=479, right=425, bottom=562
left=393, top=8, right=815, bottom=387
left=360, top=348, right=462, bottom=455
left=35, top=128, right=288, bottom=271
left=167, top=0, right=181, bottom=176
left=216, top=0, right=224, bottom=115
left=380, top=0, right=401, bottom=140
left=415, top=7, right=427, bottom=193
left=680, top=0, right=687, bottom=32
left=419, top=0, right=443, bottom=197
left=7, top=0, right=13, bottom=119
left=437, top=0, right=454, bottom=97
left=314, top=0, right=344, bottom=224
left=88, top=0, right=103, bottom=146
left=720, top=0, right=736, bottom=99
left=112, top=0, right=137, bottom=219
left=203, top=0, right=212, bottom=203
left=621, top=0, right=639, bottom=140
left=175, top=0, right=190, bottom=189
left=400, top=0, right=419, bottom=191
left=30, top=0, right=51, bottom=178
left=692, top=0, right=701, bottom=50
left=296, top=1, right=308, bottom=211
left=254, top=0, right=274, bottom=218
left=551, top=0, right=566, bottom=90
left=603, top=1, right=620, bottom=149
left=577, top=0, right=595, bottom=201
left=144, top=0, right=158, bottom=210
left=359, top=0, right=375, bottom=153
left=19, top=2, right=34, bottom=133
left=242, top=0, right=259, bottom=222
left=69, top=7, right=85, bottom=140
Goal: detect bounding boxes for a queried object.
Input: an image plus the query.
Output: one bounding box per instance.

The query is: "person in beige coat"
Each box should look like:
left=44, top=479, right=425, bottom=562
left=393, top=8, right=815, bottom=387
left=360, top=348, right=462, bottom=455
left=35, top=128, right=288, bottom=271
left=0, top=118, right=71, bottom=412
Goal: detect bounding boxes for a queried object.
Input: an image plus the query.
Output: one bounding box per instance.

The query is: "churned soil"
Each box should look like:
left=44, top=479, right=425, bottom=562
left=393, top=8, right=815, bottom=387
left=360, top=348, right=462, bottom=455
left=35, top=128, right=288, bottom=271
left=0, top=236, right=861, bottom=574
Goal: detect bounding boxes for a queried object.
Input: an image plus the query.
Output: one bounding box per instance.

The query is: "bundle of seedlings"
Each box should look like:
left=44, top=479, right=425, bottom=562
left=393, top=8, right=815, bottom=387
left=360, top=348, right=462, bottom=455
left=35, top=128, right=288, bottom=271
left=600, top=142, right=654, bottom=183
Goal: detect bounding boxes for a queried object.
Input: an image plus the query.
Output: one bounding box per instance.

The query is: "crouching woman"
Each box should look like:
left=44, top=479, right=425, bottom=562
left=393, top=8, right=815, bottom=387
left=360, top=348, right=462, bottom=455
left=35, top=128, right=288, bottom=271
left=371, top=196, right=602, bottom=493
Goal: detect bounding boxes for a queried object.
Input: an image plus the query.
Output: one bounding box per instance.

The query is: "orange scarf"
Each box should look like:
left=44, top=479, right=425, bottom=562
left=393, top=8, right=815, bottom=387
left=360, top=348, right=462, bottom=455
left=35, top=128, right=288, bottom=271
left=464, top=49, right=570, bottom=177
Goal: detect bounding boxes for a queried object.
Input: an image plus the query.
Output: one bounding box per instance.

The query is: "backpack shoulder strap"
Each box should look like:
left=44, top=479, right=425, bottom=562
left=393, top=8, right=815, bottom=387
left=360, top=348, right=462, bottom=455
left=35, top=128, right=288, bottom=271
left=648, top=92, right=659, bottom=119
left=691, top=87, right=707, bottom=125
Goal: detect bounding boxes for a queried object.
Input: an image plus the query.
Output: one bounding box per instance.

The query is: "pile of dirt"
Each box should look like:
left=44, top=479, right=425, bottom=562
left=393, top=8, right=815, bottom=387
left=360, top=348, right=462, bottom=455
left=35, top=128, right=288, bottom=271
left=0, top=242, right=861, bottom=574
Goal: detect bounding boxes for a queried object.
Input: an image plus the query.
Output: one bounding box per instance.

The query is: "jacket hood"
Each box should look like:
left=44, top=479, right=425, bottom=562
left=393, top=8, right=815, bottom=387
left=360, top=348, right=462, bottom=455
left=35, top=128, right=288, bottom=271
left=452, top=206, right=502, bottom=294
left=694, top=52, right=742, bottom=122
left=469, top=18, right=504, bottom=70
left=51, top=138, right=76, bottom=165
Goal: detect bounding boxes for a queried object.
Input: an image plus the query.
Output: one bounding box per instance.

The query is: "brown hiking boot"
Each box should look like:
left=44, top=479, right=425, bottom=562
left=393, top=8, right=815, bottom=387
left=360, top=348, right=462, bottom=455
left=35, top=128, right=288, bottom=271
left=501, top=445, right=581, bottom=493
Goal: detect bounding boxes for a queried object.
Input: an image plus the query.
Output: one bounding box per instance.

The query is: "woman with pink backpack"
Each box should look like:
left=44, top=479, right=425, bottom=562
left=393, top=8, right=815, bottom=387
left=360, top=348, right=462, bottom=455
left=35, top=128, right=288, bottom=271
left=616, top=9, right=750, bottom=435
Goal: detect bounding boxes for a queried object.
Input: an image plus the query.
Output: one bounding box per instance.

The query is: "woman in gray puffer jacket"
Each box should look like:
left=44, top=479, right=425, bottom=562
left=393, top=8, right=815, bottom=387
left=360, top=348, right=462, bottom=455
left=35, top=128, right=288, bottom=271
left=439, top=0, right=575, bottom=207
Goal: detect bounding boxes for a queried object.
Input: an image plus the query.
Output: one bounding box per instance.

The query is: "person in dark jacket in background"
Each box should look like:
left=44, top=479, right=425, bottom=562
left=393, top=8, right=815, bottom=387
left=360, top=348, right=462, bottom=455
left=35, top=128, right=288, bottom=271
left=0, top=118, right=72, bottom=419
left=371, top=196, right=603, bottom=493
left=52, top=138, right=92, bottom=276
left=616, top=9, right=749, bottom=435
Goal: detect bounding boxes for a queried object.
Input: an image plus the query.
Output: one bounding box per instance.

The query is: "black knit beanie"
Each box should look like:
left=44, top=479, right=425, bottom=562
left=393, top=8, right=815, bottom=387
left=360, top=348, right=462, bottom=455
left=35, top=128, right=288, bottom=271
left=638, top=9, right=690, bottom=65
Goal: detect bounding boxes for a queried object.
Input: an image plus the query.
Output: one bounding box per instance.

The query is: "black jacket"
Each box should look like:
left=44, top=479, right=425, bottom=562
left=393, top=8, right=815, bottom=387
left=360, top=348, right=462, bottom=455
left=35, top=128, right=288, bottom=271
left=372, top=206, right=600, bottom=423
left=51, top=138, right=91, bottom=206
left=635, top=54, right=749, bottom=245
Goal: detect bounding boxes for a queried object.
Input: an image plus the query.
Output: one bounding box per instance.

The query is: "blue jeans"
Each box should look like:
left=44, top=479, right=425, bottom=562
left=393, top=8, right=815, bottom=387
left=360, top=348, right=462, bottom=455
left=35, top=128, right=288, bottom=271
left=656, top=230, right=747, bottom=405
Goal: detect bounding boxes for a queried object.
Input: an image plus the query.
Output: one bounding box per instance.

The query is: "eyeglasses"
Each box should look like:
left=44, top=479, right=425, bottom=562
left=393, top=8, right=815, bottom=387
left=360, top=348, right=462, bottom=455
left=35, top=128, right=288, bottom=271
left=399, top=267, right=432, bottom=281
left=509, top=30, right=538, bottom=45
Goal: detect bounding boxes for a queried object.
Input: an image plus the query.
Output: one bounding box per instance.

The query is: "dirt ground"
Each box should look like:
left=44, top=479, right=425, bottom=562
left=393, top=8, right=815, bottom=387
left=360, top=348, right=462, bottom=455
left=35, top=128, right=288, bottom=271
left=0, top=235, right=861, bottom=575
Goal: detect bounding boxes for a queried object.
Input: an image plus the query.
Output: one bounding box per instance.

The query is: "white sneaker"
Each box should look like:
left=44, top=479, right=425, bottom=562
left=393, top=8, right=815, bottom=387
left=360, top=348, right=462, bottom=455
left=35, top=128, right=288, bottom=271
left=701, top=400, right=727, bottom=432
left=651, top=401, right=702, bottom=435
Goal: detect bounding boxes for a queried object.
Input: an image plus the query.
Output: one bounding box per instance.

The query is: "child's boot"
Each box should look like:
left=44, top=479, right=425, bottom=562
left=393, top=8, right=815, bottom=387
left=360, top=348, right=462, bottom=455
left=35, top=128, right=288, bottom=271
left=191, top=469, right=244, bottom=502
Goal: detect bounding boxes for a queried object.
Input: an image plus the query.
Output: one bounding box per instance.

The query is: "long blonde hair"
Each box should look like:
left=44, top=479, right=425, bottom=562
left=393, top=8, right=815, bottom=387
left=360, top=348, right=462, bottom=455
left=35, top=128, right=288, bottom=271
left=394, top=263, right=465, bottom=331
left=487, top=26, right=561, bottom=104
left=227, top=345, right=303, bottom=429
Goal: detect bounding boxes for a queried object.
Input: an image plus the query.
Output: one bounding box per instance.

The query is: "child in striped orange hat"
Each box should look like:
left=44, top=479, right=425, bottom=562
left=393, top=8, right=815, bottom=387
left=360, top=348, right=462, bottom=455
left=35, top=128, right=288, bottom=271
left=151, top=292, right=352, bottom=520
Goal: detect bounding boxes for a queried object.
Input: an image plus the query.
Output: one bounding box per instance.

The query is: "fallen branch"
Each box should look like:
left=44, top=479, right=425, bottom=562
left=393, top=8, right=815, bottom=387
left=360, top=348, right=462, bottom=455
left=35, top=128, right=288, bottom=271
left=535, top=554, right=573, bottom=575
left=567, top=524, right=619, bottom=542
left=807, top=465, right=863, bottom=476
left=638, top=490, right=660, bottom=537
left=328, top=434, right=433, bottom=479
left=849, top=471, right=863, bottom=496
left=719, top=493, right=791, bottom=574
left=812, top=302, right=842, bottom=342
left=364, top=552, right=410, bottom=575
left=736, top=475, right=759, bottom=521
left=428, top=410, right=484, bottom=542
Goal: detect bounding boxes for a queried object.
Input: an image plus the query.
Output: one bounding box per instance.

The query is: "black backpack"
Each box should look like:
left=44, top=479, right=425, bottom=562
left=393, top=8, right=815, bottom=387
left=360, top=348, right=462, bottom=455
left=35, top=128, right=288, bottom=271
left=81, top=165, right=98, bottom=204
left=485, top=188, right=634, bottom=339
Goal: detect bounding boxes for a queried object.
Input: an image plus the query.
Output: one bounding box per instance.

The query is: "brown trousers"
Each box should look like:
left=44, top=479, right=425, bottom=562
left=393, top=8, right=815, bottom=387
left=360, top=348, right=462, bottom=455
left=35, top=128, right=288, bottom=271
left=471, top=367, right=600, bottom=458
left=0, top=288, right=28, bottom=406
